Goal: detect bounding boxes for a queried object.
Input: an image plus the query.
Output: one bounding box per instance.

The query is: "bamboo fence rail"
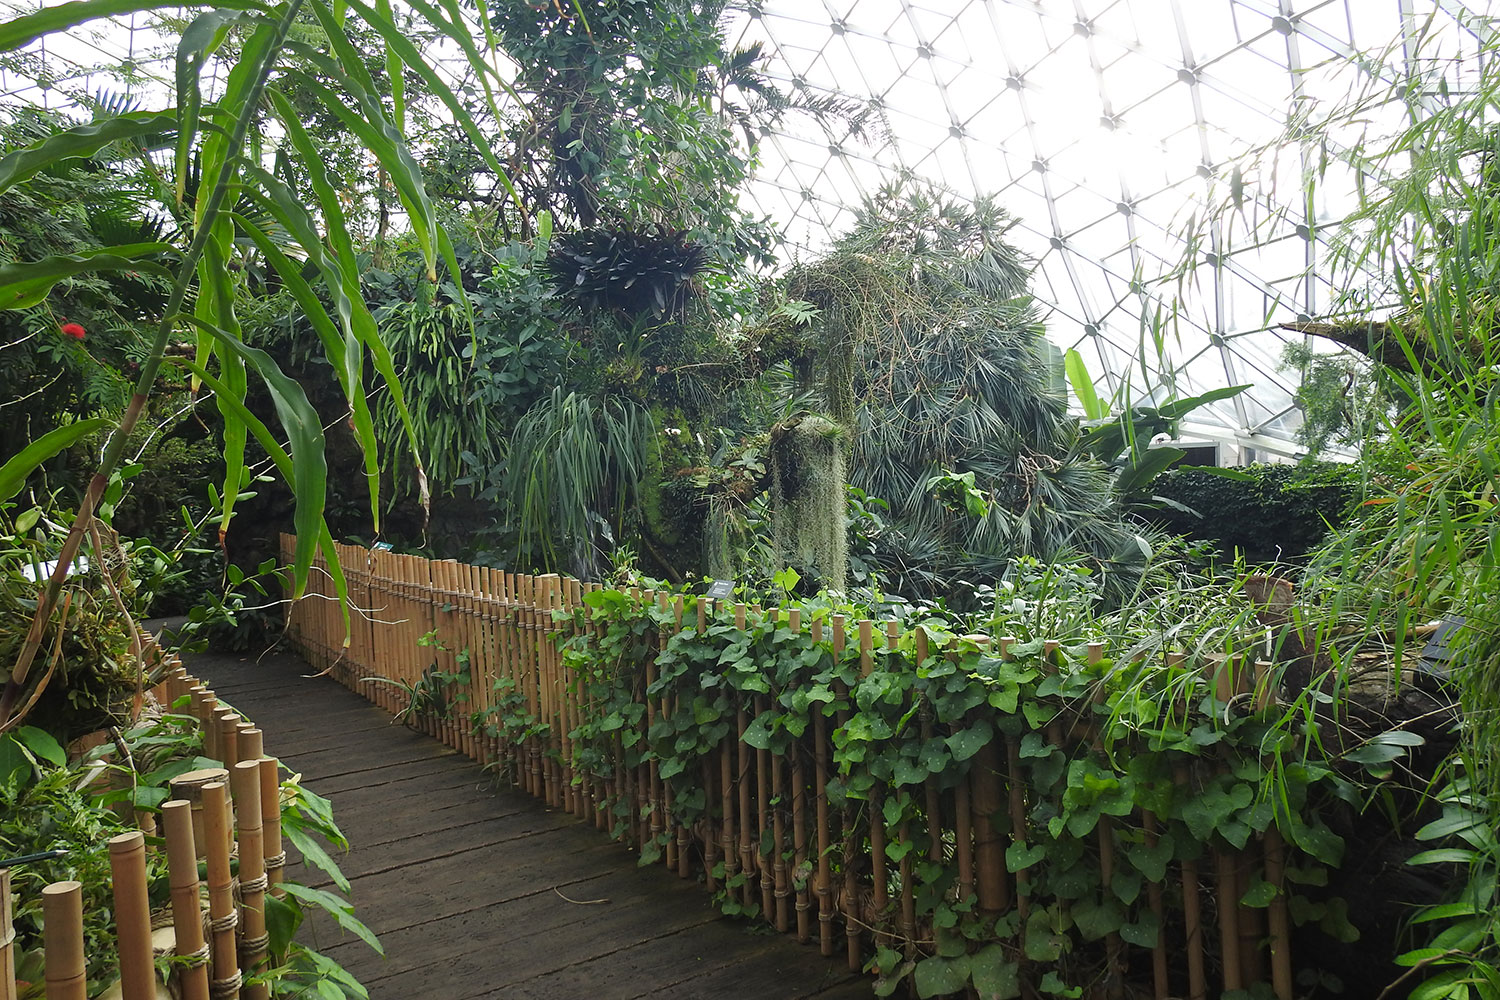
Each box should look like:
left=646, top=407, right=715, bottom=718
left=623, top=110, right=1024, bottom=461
left=3, top=632, right=288, bottom=1000
left=282, top=535, right=1301, bottom=1000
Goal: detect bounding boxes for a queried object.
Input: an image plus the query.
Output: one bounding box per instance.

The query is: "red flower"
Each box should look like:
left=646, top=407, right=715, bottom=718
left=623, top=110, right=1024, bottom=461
left=60, top=322, right=86, bottom=340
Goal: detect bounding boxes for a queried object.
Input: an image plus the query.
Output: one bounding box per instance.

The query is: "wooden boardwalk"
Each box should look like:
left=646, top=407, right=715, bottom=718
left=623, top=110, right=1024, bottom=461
left=192, top=646, right=869, bottom=1000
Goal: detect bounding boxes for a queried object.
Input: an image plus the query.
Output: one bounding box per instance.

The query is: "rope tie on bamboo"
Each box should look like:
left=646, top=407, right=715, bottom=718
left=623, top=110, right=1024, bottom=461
left=179, top=942, right=212, bottom=969
left=208, top=908, right=239, bottom=934
left=239, top=932, right=271, bottom=955
left=210, top=970, right=243, bottom=999
left=265, top=850, right=287, bottom=873
left=239, top=873, right=269, bottom=895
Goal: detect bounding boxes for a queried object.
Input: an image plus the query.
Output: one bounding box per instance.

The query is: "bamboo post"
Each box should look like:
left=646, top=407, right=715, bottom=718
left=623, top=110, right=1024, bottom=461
left=41, top=881, right=84, bottom=1000
left=108, top=831, right=155, bottom=1000
left=791, top=610, right=811, bottom=944
left=756, top=685, right=773, bottom=918
left=238, top=727, right=263, bottom=767
left=772, top=688, right=790, bottom=933
left=645, top=593, right=664, bottom=859
left=832, top=615, right=860, bottom=972
left=811, top=617, right=834, bottom=956
left=0, top=869, right=14, bottom=1000
left=998, top=637, right=1027, bottom=917
left=735, top=603, right=754, bottom=901
left=1174, top=763, right=1207, bottom=1000
left=162, top=801, right=211, bottom=1000
left=259, top=758, right=285, bottom=896
left=1143, top=811, right=1169, bottom=999
left=866, top=621, right=888, bottom=948
left=1264, top=827, right=1294, bottom=999
left=216, top=709, right=240, bottom=769
left=202, top=781, right=241, bottom=999
left=169, top=767, right=230, bottom=860
left=232, top=762, right=269, bottom=999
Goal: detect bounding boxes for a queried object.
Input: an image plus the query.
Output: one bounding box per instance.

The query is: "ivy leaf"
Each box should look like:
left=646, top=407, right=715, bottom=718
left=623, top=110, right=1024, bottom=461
left=1241, top=879, right=1278, bottom=907
left=968, top=943, right=1020, bottom=1000
left=1126, top=835, right=1174, bottom=882
left=946, top=719, right=994, bottom=762
left=914, top=954, right=970, bottom=998
left=986, top=682, right=1020, bottom=713
left=1071, top=896, right=1123, bottom=940
left=1006, top=842, right=1046, bottom=872
left=1119, top=909, right=1160, bottom=948
left=15, top=726, right=65, bottom=766
left=1024, top=910, right=1067, bottom=961
left=894, top=758, right=928, bottom=787
left=1022, top=701, right=1055, bottom=729
left=742, top=712, right=775, bottom=750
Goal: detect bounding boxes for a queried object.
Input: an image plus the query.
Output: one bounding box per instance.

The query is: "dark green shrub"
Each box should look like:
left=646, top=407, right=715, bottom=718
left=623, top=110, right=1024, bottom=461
left=1149, top=461, right=1361, bottom=562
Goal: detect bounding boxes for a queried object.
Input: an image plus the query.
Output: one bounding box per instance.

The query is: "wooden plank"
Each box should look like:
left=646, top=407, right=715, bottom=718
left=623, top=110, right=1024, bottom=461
left=189, top=646, right=866, bottom=1000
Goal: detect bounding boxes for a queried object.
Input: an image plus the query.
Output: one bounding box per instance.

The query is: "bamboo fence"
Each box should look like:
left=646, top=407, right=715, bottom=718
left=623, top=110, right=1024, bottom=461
left=2, top=633, right=287, bottom=1000
left=282, top=534, right=1301, bottom=1000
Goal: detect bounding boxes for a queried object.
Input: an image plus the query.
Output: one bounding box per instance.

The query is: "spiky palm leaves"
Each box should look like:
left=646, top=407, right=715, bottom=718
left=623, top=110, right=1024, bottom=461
left=502, top=387, right=652, bottom=577
left=796, top=183, right=1157, bottom=603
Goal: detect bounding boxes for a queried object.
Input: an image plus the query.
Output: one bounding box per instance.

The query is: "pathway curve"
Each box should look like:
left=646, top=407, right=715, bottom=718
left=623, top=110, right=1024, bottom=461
left=191, top=646, right=870, bottom=1000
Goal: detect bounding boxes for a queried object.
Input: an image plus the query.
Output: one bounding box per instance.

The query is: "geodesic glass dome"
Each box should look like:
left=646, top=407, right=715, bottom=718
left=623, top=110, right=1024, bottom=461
left=721, top=0, right=1493, bottom=461
left=2, top=0, right=1490, bottom=461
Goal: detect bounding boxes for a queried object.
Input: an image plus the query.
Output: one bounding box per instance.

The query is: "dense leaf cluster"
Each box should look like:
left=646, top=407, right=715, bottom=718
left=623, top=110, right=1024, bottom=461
left=480, top=586, right=1371, bottom=997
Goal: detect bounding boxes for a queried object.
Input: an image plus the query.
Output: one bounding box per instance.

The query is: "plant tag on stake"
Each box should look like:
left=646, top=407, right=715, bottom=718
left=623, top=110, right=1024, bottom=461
left=705, top=579, right=734, bottom=600
left=372, top=541, right=393, bottom=551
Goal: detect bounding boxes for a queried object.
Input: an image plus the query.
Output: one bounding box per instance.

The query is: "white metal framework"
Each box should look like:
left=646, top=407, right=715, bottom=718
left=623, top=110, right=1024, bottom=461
left=727, top=0, right=1493, bottom=459
left=1, top=0, right=1492, bottom=458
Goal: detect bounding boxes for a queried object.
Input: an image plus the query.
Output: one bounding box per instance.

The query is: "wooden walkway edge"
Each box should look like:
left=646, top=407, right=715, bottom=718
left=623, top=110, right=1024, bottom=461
left=190, top=646, right=870, bottom=1000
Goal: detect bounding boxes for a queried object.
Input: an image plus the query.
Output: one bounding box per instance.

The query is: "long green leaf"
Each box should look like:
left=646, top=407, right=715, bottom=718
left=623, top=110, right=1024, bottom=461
left=199, top=226, right=249, bottom=539
left=280, top=56, right=435, bottom=277
left=231, top=208, right=381, bottom=529
left=176, top=9, right=262, bottom=208
left=0, top=112, right=172, bottom=196
left=0, top=0, right=260, bottom=53
left=170, top=356, right=350, bottom=640
left=0, top=418, right=111, bottom=502
left=178, top=316, right=326, bottom=599
left=1116, top=446, right=1186, bottom=496
left=0, top=245, right=174, bottom=310
left=241, top=162, right=425, bottom=507
left=339, top=0, right=524, bottom=213
left=1063, top=348, right=1105, bottom=421
left=1156, top=384, right=1252, bottom=421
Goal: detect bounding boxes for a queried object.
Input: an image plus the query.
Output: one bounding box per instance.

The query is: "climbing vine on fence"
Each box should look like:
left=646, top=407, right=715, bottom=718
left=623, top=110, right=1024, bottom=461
left=468, top=585, right=1364, bottom=998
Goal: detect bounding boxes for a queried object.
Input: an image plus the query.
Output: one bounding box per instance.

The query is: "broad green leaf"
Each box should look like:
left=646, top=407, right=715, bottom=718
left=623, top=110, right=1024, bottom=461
left=1115, top=446, right=1185, bottom=496
left=0, top=0, right=260, bottom=53
left=264, top=894, right=303, bottom=956
left=913, top=955, right=969, bottom=999
left=968, top=943, right=1019, bottom=1000
left=280, top=883, right=382, bottom=955
left=178, top=317, right=325, bottom=598
left=339, top=0, right=524, bottom=213
left=15, top=725, right=65, bottom=766
left=1064, top=348, right=1105, bottom=420
left=176, top=10, right=262, bottom=207
left=945, top=719, right=993, bottom=762
left=0, top=418, right=111, bottom=501
left=0, top=735, right=29, bottom=789
left=1119, top=909, right=1161, bottom=948
left=0, top=112, right=172, bottom=196
left=0, top=245, right=173, bottom=310
left=1156, top=384, right=1252, bottom=421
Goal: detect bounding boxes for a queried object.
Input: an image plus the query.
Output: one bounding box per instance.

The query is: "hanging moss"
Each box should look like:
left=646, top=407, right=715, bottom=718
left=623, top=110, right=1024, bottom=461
left=769, top=414, right=848, bottom=592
